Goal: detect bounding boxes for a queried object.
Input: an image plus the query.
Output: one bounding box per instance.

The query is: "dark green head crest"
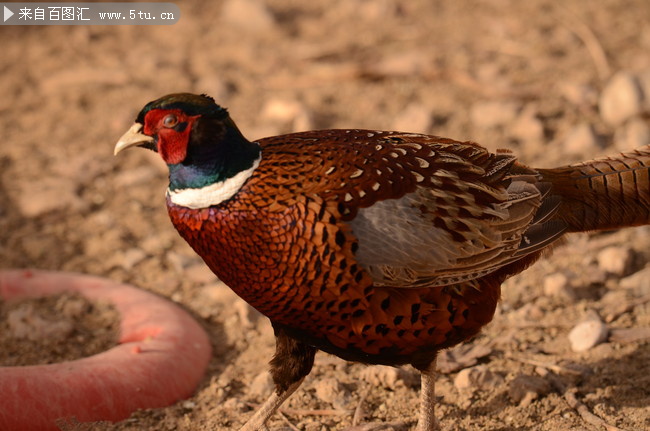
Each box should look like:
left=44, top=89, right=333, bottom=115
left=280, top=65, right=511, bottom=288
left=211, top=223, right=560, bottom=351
left=136, top=93, right=228, bottom=124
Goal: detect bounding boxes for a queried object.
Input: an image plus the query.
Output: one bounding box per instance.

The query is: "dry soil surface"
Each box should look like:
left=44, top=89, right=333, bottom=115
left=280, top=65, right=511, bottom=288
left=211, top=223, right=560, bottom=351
left=1, top=1, right=650, bottom=430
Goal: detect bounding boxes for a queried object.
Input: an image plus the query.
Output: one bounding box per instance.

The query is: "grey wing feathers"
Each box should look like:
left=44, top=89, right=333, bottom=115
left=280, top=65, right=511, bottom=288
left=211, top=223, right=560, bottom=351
left=350, top=173, right=566, bottom=288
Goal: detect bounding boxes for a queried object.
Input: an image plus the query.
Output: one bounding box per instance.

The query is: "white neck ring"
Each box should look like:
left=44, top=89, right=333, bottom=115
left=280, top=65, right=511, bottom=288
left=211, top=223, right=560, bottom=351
left=167, top=156, right=261, bottom=209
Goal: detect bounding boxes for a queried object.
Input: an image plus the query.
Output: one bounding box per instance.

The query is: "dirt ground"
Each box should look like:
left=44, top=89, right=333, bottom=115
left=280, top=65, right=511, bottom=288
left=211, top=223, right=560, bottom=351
left=1, top=0, right=650, bottom=430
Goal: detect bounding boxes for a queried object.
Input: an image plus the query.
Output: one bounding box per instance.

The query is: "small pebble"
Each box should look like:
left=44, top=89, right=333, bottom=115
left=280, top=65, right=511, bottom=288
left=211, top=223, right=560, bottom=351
left=508, top=374, right=551, bottom=404
left=614, top=118, right=650, bottom=151
left=454, top=365, right=504, bottom=391
left=597, top=246, right=633, bottom=276
left=543, top=272, right=575, bottom=300
left=181, top=400, right=197, bottom=410
left=221, top=0, right=276, bottom=32
left=568, top=316, right=609, bottom=352
left=470, top=100, right=520, bottom=129
left=392, top=103, right=432, bottom=134
left=437, top=342, right=493, bottom=373
left=261, top=99, right=313, bottom=132
left=313, top=377, right=351, bottom=408
left=562, top=123, right=602, bottom=156
left=600, top=290, right=631, bottom=322
left=599, top=71, right=644, bottom=127
left=509, top=105, right=544, bottom=142
left=359, top=365, right=419, bottom=389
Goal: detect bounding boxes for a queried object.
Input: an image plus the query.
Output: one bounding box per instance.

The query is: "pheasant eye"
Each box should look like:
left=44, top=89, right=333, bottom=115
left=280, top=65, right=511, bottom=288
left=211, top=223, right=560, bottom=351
left=163, top=114, right=178, bottom=128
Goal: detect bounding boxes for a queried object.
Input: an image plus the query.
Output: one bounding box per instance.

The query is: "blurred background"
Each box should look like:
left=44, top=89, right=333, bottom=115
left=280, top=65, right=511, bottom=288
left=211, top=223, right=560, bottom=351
left=1, top=1, right=649, bottom=430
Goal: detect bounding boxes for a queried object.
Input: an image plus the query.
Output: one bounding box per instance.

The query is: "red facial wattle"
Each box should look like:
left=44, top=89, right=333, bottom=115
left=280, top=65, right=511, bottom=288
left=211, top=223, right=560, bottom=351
left=143, top=109, right=198, bottom=165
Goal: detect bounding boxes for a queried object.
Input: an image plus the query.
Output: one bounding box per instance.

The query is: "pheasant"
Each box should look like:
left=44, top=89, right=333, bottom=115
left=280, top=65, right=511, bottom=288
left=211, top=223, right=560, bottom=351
left=114, top=93, right=650, bottom=431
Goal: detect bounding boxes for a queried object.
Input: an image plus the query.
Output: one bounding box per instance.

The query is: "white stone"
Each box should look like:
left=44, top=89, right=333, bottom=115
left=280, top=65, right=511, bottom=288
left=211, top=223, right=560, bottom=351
left=181, top=400, right=197, bottom=410
left=563, top=123, right=602, bottom=156
left=614, top=118, right=650, bottom=151
left=599, top=71, right=643, bottom=127
left=543, top=272, right=575, bottom=300
left=568, top=318, right=609, bottom=352
left=221, top=0, right=276, bottom=32
left=597, top=246, right=633, bottom=276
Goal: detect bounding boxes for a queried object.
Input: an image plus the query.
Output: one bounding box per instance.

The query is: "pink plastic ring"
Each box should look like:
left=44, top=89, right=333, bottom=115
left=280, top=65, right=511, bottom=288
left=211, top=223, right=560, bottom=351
left=0, top=269, right=212, bottom=431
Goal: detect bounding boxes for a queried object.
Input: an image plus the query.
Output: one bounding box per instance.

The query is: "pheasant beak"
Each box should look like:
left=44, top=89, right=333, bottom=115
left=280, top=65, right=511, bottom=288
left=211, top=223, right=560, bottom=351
left=114, top=123, right=155, bottom=155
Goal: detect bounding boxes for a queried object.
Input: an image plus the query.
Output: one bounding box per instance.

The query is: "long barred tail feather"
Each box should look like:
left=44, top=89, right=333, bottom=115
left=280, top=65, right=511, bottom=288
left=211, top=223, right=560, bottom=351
left=539, top=145, right=650, bottom=232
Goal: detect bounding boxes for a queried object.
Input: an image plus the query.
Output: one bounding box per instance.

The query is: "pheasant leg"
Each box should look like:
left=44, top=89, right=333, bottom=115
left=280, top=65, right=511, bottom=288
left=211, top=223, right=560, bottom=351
left=239, top=378, right=304, bottom=431
left=417, top=360, right=439, bottom=431
left=239, top=324, right=316, bottom=431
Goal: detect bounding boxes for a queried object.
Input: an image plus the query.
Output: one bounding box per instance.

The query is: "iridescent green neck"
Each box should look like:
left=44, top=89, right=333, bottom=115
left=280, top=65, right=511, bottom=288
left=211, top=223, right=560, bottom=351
left=167, top=120, right=261, bottom=191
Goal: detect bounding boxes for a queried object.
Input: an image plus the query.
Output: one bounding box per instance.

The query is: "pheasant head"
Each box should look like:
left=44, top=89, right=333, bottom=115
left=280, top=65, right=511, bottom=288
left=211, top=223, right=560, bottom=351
left=115, top=93, right=261, bottom=208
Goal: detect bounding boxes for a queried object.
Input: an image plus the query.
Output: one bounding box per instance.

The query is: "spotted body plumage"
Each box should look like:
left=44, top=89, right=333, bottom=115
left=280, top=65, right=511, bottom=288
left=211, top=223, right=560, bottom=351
left=115, top=93, right=650, bottom=431
left=167, top=129, right=533, bottom=364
